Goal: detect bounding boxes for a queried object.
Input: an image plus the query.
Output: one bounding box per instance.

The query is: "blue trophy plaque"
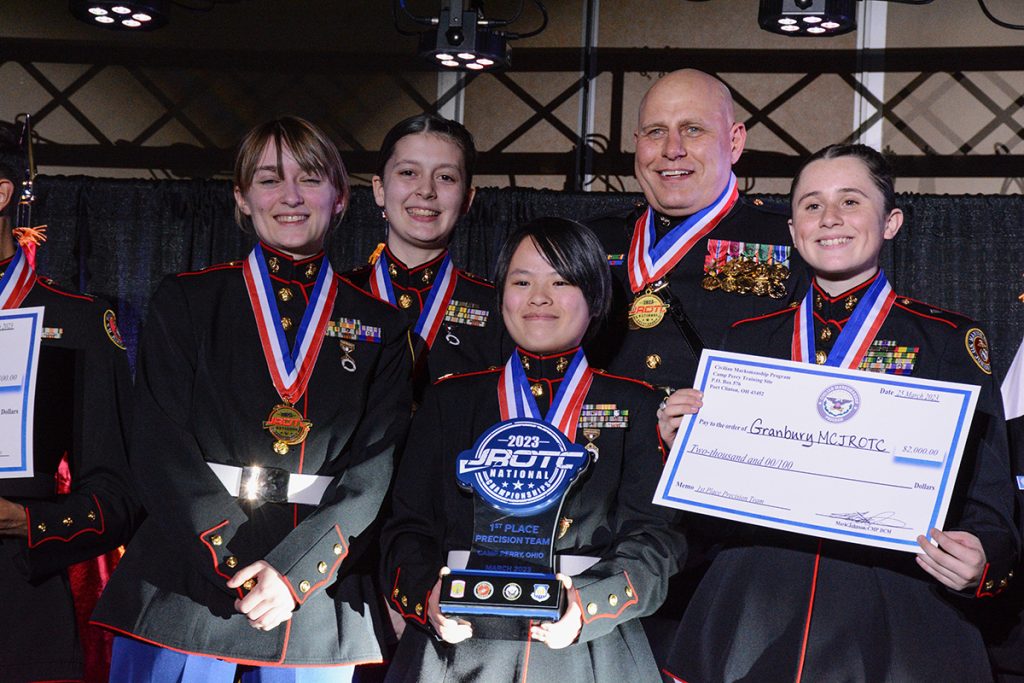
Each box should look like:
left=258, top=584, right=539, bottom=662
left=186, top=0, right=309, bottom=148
left=440, top=417, right=591, bottom=639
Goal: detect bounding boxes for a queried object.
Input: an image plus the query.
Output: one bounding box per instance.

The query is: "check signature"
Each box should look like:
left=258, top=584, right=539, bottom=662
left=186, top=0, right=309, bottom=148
left=824, top=510, right=908, bottom=528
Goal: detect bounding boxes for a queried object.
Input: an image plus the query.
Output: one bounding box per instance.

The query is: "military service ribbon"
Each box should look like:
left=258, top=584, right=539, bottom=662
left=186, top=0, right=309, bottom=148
left=628, top=172, right=738, bottom=293
left=792, top=272, right=896, bottom=369
left=369, top=251, right=458, bottom=348
left=243, top=245, right=337, bottom=405
left=498, top=348, right=593, bottom=442
left=0, top=246, right=35, bottom=310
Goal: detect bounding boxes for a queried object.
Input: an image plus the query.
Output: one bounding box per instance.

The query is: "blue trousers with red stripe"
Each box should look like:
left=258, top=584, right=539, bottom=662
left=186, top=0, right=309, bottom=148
left=110, top=637, right=358, bottom=683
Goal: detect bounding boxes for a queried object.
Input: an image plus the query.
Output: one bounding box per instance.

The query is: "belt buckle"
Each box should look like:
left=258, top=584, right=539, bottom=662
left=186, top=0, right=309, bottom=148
left=239, top=465, right=289, bottom=504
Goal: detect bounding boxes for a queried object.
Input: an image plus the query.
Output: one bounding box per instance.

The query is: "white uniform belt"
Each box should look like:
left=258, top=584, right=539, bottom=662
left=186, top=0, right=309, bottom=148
left=446, top=550, right=599, bottom=576
left=208, top=462, right=330, bottom=506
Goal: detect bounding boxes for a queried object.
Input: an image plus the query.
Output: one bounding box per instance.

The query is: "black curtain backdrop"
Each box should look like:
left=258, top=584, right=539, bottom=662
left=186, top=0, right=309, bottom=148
left=32, top=176, right=1024, bottom=376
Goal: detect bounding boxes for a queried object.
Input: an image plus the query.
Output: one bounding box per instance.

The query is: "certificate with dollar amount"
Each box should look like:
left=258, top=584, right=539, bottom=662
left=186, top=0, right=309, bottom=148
left=654, top=349, right=980, bottom=553
left=0, top=306, right=42, bottom=479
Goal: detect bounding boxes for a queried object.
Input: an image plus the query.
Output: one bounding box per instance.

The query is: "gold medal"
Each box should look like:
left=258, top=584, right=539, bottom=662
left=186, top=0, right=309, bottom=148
left=263, top=403, right=312, bottom=454
left=768, top=282, right=787, bottom=299
left=628, top=290, right=668, bottom=329
left=721, top=276, right=738, bottom=293
left=701, top=275, right=721, bottom=291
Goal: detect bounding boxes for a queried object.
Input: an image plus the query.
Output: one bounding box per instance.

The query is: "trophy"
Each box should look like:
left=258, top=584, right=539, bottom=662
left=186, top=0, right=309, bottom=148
left=440, top=417, right=591, bottom=639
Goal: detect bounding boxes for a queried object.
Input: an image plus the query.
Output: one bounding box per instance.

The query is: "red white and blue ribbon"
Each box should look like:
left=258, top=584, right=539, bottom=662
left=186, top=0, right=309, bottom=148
left=243, top=245, right=337, bottom=403
left=0, top=246, right=35, bottom=310
left=497, top=348, right=593, bottom=442
left=792, top=272, right=896, bottom=369
left=369, top=251, right=457, bottom=348
left=627, top=172, right=739, bottom=293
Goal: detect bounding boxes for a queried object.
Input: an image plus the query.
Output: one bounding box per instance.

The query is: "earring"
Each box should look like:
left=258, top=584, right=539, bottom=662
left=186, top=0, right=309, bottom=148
left=381, top=209, right=388, bottom=222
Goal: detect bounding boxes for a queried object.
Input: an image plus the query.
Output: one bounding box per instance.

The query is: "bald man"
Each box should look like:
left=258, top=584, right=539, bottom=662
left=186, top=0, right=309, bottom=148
left=586, top=69, right=810, bottom=672
left=588, top=69, right=809, bottom=395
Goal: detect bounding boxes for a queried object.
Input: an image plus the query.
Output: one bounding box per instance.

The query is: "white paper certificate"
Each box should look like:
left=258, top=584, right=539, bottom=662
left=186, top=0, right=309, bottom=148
left=0, top=306, right=43, bottom=479
left=654, top=349, right=980, bottom=553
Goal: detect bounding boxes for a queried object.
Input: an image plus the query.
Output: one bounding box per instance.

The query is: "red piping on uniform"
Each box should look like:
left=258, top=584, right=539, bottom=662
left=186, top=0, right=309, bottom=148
left=661, top=669, right=688, bottom=683
left=732, top=306, right=797, bottom=328
left=198, top=520, right=241, bottom=598
left=579, top=571, right=639, bottom=623
left=26, top=494, right=107, bottom=548
left=283, top=525, right=347, bottom=605
left=893, top=302, right=958, bottom=329
left=90, top=620, right=383, bottom=667
left=389, top=567, right=429, bottom=624
left=36, top=278, right=93, bottom=302
left=795, top=539, right=823, bottom=683
left=975, top=562, right=997, bottom=597
left=521, top=619, right=534, bottom=683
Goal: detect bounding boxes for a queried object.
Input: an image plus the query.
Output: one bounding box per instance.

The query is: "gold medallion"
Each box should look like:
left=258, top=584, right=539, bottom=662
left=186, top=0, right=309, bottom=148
left=628, top=291, right=668, bottom=329
left=398, top=293, right=413, bottom=309
left=768, top=282, right=787, bottom=299
left=701, top=275, right=721, bottom=291
left=263, top=403, right=312, bottom=452
left=720, top=276, right=738, bottom=293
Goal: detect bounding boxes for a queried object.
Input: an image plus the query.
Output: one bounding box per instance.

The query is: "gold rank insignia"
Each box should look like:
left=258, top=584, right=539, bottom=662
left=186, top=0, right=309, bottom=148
left=629, top=289, right=668, bottom=329
left=965, top=328, right=992, bottom=374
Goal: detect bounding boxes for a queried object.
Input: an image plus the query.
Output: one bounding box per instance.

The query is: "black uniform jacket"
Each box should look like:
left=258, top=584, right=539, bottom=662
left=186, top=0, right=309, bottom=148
left=93, top=245, right=413, bottom=666
left=381, top=348, right=684, bottom=682
left=665, top=276, right=1019, bottom=683
left=587, top=197, right=809, bottom=391
left=343, top=246, right=509, bottom=401
left=0, top=262, right=137, bottom=683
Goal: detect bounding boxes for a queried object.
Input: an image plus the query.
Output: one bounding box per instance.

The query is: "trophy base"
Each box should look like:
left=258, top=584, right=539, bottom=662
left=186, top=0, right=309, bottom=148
left=439, top=569, right=564, bottom=640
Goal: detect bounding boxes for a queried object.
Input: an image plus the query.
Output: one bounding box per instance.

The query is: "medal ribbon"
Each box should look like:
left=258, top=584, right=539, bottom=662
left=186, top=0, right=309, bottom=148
left=497, top=348, right=593, bottom=442
left=0, top=246, right=35, bottom=310
left=368, top=251, right=458, bottom=348
left=243, top=245, right=337, bottom=404
left=792, top=272, right=896, bottom=369
left=627, top=172, right=739, bottom=293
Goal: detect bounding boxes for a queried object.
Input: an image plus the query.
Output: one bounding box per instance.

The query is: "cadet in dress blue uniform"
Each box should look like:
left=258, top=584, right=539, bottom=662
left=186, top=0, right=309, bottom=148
left=659, top=144, right=1018, bottom=683
left=382, top=218, right=683, bottom=682
left=93, top=117, right=412, bottom=682
left=0, top=136, right=138, bottom=683
left=343, top=115, right=507, bottom=402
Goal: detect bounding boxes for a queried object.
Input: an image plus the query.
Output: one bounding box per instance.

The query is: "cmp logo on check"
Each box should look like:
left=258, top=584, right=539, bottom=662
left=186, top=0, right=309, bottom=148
left=817, top=384, right=861, bottom=423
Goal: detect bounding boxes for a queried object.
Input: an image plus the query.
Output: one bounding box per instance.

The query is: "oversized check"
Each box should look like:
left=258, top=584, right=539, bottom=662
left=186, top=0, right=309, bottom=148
left=0, top=306, right=42, bottom=479
left=654, top=349, right=980, bottom=553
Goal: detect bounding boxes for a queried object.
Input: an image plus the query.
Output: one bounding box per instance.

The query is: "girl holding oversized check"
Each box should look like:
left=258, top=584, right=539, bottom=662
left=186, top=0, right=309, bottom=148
left=658, top=144, right=1017, bottom=683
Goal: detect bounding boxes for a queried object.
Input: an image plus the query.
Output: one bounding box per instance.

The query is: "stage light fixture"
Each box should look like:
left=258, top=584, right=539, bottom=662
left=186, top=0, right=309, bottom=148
left=70, top=0, right=169, bottom=31
left=758, top=0, right=856, bottom=37
left=398, top=1, right=548, bottom=72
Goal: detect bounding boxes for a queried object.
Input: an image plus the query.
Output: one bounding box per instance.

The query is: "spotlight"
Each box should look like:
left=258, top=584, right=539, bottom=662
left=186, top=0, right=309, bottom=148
left=758, top=0, right=855, bottom=37
left=69, top=0, right=169, bottom=31
left=418, top=3, right=510, bottom=72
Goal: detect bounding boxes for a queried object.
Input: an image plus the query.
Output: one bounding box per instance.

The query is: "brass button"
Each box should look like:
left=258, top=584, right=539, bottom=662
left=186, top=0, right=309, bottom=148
left=645, top=354, right=662, bottom=369
left=625, top=585, right=634, bottom=598
left=62, top=516, right=74, bottom=526
left=586, top=602, right=598, bottom=616
left=530, top=383, right=544, bottom=397
left=305, top=263, right=318, bottom=279
left=211, top=534, right=223, bottom=546
left=36, top=522, right=46, bottom=532
left=278, top=287, right=293, bottom=302
left=415, top=603, right=423, bottom=616
left=421, top=267, right=434, bottom=283
left=267, top=256, right=280, bottom=273
left=392, top=588, right=400, bottom=598
left=398, top=293, right=413, bottom=309
left=299, top=580, right=311, bottom=593
left=388, top=263, right=398, bottom=278
left=985, top=579, right=995, bottom=590
left=608, top=594, right=619, bottom=607
left=401, top=595, right=408, bottom=607
left=242, top=578, right=256, bottom=591
left=225, top=556, right=238, bottom=568
left=87, top=511, right=97, bottom=521
left=520, top=355, right=530, bottom=370
left=280, top=316, right=293, bottom=331
left=815, top=350, right=828, bottom=365
left=317, top=561, right=328, bottom=574
left=1010, top=570, right=1016, bottom=579
left=333, top=543, right=343, bottom=555
left=1000, top=578, right=1008, bottom=589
